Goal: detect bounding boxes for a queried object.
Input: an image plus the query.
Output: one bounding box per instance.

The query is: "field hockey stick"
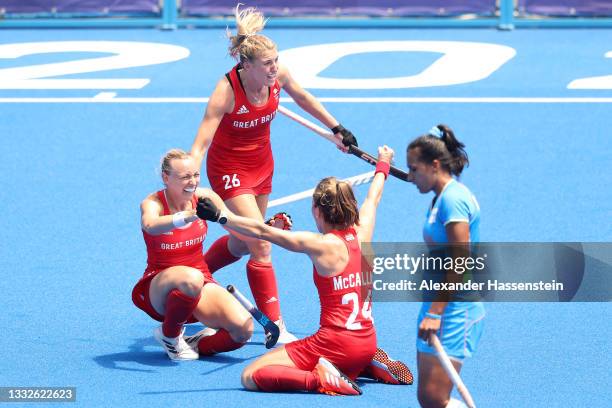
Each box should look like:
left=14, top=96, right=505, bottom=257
left=268, top=171, right=375, bottom=208
left=430, top=334, right=477, bottom=408
left=226, top=285, right=280, bottom=349
left=277, top=105, right=409, bottom=182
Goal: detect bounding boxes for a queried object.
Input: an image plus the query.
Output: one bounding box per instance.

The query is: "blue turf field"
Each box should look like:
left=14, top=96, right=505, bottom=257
left=0, top=28, right=611, bottom=407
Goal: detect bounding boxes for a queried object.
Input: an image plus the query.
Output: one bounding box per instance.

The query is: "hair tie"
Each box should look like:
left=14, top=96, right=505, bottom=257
left=428, top=126, right=443, bottom=138
left=238, top=33, right=254, bottom=42
left=319, top=193, right=332, bottom=207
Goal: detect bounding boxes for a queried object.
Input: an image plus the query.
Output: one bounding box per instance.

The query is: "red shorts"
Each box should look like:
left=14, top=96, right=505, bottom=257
left=285, top=326, right=377, bottom=380
left=206, top=149, right=274, bottom=201
left=131, top=267, right=217, bottom=323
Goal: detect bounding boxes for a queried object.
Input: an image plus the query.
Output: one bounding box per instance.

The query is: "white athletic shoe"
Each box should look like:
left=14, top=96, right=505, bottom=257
left=153, top=326, right=199, bottom=361
left=274, top=319, right=298, bottom=344
left=184, top=327, right=218, bottom=350
left=314, top=357, right=362, bottom=396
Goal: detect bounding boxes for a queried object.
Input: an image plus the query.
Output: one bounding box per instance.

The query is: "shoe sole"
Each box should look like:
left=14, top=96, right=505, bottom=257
left=370, top=348, right=414, bottom=385
left=319, top=358, right=362, bottom=396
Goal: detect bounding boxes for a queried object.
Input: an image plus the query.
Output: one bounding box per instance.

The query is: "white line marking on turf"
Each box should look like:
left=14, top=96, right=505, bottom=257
left=93, top=92, right=117, bottom=99
left=268, top=171, right=375, bottom=208
left=1, top=97, right=612, bottom=103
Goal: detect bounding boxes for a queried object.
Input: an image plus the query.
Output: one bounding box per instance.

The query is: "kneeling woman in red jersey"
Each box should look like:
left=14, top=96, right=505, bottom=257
left=198, top=147, right=413, bottom=395
left=132, top=149, right=253, bottom=361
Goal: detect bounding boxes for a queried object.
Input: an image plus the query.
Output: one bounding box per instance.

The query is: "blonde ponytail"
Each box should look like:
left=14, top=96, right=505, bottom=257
left=227, top=4, right=276, bottom=62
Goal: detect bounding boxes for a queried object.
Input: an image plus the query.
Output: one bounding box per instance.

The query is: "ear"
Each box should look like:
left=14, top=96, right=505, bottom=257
left=431, top=159, right=442, bottom=171
left=162, top=171, right=169, bottom=185
left=312, top=204, right=323, bottom=220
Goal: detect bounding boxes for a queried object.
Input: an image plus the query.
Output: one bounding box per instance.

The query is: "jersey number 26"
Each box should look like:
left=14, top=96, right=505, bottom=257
left=222, top=174, right=241, bottom=190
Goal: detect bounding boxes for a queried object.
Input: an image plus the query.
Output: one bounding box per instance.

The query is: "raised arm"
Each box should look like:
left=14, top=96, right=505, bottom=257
left=356, top=146, right=394, bottom=242
left=190, top=77, right=234, bottom=169
left=277, top=64, right=357, bottom=147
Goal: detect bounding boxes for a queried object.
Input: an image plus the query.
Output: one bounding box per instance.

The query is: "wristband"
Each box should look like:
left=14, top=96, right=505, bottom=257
left=331, top=124, right=344, bottom=134
left=425, top=312, right=442, bottom=320
left=172, top=211, right=188, bottom=228
left=375, top=161, right=390, bottom=179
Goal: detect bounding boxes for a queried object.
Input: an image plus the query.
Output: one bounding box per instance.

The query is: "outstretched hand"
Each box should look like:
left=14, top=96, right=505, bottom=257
left=265, top=212, right=293, bottom=230
left=196, top=197, right=221, bottom=222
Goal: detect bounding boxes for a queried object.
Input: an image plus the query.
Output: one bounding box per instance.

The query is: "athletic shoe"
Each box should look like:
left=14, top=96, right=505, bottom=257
left=360, top=347, right=414, bottom=385
left=314, top=357, right=362, bottom=396
left=184, top=327, right=218, bottom=352
left=274, top=319, right=298, bottom=344
left=153, top=326, right=199, bottom=361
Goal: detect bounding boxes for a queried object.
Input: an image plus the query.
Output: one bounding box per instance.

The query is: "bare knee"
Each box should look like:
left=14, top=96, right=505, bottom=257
left=247, top=240, right=271, bottom=261
left=228, top=235, right=249, bottom=256
left=418, top=384, right=449, bottom=408
left=229, top=317, right=254, bottom=344
left=176, top=268, right=204, bottom=297
left=241, top=366, right=259, bottom=391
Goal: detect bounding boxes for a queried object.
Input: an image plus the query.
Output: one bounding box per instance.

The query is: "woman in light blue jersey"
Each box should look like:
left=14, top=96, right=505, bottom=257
left=406, top=125, right=484, bottom=408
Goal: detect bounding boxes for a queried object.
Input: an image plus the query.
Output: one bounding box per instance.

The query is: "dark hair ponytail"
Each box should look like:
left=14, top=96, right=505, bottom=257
left=408, top=124, right=469, bottom=177
left=436, top=124, right=469, bottom=176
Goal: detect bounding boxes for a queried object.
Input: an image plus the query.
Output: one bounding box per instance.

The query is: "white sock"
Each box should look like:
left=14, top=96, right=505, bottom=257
left=446, top=398, right=468, bottom=408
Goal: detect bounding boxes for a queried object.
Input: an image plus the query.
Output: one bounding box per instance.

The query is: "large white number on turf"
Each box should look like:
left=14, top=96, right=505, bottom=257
left=279, top=41, right=515, bottom=89
left=0, top=41, right=190, bottom=89
left=568, top=51, right=612, bottom=89
left=342, top=290, right=373, bottom=331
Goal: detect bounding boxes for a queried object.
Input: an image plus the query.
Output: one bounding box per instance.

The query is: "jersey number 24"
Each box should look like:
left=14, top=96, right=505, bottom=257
left=341, top=290, right=373, bottom=330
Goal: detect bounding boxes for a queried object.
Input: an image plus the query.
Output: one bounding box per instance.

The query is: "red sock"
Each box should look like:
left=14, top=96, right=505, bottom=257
left=197, top=329, right=244, bottom=355
left=204, top=235, right=241, bottom=274
left=162, top=289, right=200, bottom=338
left=252, top=365, right=319, bottom=392
left=246, top=260, right=281, bottom=322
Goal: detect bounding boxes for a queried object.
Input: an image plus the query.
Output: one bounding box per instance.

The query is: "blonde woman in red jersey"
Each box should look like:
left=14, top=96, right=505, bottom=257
left=132, top=149, right=254, bottom=361
left=196, top=147, right=413, bottom=395
left=190, top=5, right=358, bottom=343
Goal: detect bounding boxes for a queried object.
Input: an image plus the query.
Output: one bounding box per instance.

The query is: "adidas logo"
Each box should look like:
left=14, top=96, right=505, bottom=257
left=325, top=372, right=341, bottom=387
left=236, top=105, right=249, bottom=114
left=345, top=234, right=355, bottom=241
left=265, top=296, right=278, bottom=303
left=273, top=88, right=278, bottom=94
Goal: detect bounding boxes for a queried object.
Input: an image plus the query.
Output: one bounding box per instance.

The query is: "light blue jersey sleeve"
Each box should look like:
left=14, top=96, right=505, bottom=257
left=439, top=185, right=473, bottom=225
left=423, top=180, right=480, bottom=243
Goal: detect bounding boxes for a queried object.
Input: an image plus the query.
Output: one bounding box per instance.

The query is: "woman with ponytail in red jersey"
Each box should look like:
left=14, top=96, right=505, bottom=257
left=195, top=146, right=413, bottom=395
left=190, top=4, right=358, bottom=344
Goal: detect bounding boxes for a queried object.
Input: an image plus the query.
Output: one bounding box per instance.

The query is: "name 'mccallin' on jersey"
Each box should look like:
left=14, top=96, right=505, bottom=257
left=333, top=270, right=373, bottom=291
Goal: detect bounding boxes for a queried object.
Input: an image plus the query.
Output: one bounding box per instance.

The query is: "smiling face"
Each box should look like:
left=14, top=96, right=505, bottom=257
left=243, top=48, right=279, bottom=87
left=406, top=147, right=439, bottom=194
left=162, top=156, right=200, bottom=198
